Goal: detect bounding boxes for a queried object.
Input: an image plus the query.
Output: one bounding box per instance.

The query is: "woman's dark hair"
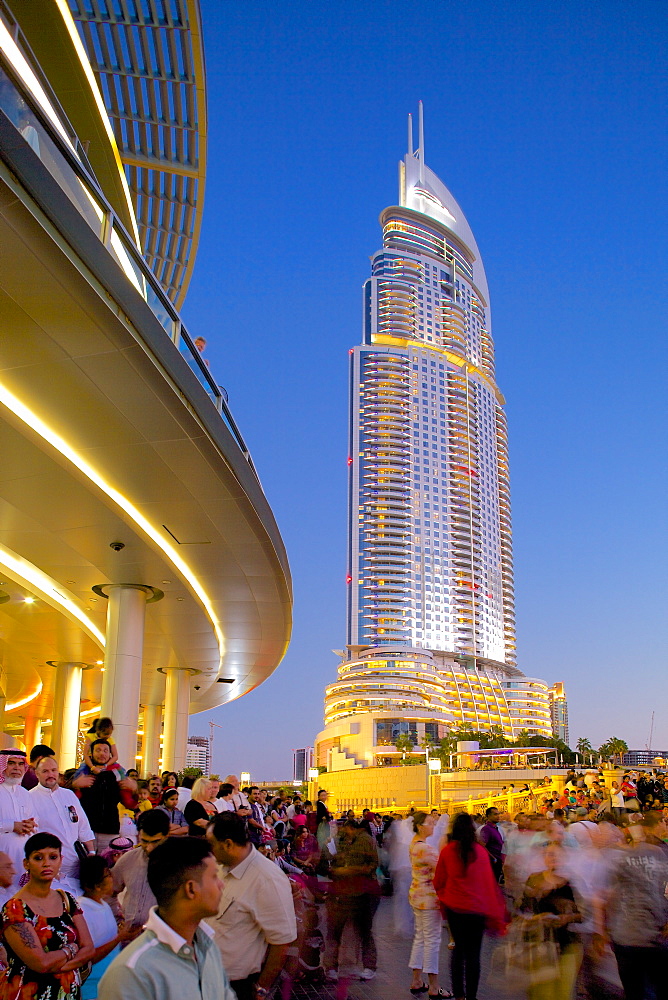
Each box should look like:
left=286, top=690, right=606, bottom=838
left=147, top=837, right=213, bottom=907
left=271, top=797, right=282, bottom=811
left=79, top=854, right=110, bottom=892
left=25, top=832, right=61, bottom=858
left=161, top=788, right=178, bottom=804
left=220, top=783, right=234, bottom=797
left=86, top=718, right=100, bottom=735
left=161, top=771, right=178, bottom=788
left=448, top=812, right=477, bottom=868
left=95, top=717, right=113, bottom=732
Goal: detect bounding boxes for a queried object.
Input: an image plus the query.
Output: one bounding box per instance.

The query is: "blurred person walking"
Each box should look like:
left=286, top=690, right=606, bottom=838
left=522, top=842, right=583, bottom=1000
left=434, top=813, right=505, bottom=1000
left=601, top=815, right=668, bottom=1000
left=408, top=811, right=452, bottom=998
left=325, top=819, right=380, bottom=982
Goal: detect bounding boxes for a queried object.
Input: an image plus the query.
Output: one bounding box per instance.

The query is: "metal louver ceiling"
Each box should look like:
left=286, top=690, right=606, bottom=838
left=68, top=0, right=207, bottom=307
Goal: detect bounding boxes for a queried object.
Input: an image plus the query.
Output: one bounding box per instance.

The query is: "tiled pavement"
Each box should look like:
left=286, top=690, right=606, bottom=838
left=279, top=898, right=520, bottom=1000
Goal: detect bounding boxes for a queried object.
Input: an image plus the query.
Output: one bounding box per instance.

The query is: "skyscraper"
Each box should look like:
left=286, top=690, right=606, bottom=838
left=315, top=107, right=552, bottom=769
left=348, top=103, right=513, bottom=661
left=548, top=683, right=569, bottom=745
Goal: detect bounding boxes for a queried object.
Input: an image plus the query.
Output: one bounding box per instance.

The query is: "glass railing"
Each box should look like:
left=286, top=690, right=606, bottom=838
left=0, top=14, right=252, bottom=469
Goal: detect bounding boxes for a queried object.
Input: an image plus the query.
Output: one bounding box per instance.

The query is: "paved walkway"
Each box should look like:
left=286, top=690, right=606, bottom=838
left=282, top=897, right=519, bottom=1000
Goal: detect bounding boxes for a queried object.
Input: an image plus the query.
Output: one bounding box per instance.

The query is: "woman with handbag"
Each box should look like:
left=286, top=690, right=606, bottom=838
left=521, top=843, right=582, bottom=1000
left=434, top=813, right=505, bottom=1000
left=0, top=832, right=94, bottom=1000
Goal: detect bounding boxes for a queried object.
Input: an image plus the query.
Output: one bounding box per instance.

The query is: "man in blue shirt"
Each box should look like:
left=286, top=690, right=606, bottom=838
left=99, top=836, right=235, bottom=1000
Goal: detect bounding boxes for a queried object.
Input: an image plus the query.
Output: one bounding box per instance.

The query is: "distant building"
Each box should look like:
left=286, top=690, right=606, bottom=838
left=548, top=683, right=569, bottom=745
left=293, top=747, right=314, bottom=782
left=621, top=750, right=668, bottom=768
left=186, top=736, right=211, bottom=774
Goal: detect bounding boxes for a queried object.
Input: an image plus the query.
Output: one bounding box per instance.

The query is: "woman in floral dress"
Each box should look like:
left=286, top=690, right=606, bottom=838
left=0, top=832, right=94, bottom=1000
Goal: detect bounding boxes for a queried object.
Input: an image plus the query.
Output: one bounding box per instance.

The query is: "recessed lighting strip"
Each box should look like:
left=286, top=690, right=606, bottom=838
left=0, top=540, right=105, bottom=647
left=0, top=382, right=224, bottom=667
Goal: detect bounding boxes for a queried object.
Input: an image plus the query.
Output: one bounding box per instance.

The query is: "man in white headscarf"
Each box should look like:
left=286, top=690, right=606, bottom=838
left=0, top=748, right=36, bottom=889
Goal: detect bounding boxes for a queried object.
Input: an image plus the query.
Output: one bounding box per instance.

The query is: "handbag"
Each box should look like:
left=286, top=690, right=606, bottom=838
left=490, top=915, right=560, bottom=992
left=74, top=841, right=90, bottom=862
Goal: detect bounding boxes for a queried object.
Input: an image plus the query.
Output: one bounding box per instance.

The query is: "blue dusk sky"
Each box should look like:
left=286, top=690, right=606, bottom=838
left=183, top=0, right=668, bottom=778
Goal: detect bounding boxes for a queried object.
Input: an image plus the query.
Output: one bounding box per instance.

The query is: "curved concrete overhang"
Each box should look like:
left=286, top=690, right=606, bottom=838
left=0, top=98, right=291, bottom=732
left=9, top=0, right=139, bottom=242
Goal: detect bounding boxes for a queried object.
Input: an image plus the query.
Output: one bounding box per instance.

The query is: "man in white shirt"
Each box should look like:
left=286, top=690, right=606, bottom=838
left=29, top=756, right=94, bottom=893
left=285, top=794, right=301, bottom=821
left=205, top=812, right=296, bottom=1000
left=0, top=749, right=36, bottom=889
left=223, top=776, right=251, bottom=819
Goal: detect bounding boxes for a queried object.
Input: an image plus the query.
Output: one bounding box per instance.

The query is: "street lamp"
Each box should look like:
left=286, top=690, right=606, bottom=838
left=428, top=758, right=441, bottom=772
left=308, top=768, right=319, bottom=781
left=240, top=771, right=250, bottom=785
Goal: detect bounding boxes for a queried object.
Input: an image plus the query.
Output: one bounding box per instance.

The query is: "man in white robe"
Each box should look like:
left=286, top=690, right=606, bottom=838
left=29, top=756, right=94, bottom=894
left=0, top=749, right=36, bottom=890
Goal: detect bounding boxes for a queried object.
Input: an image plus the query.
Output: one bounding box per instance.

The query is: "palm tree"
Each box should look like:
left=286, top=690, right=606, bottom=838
left=576, top=737, right=593, bottom=765
left=514, top=729, right=532, bottom=745
left=395, top=733, right=414, bottom=763
left=607, top=737, right=628, bottom=766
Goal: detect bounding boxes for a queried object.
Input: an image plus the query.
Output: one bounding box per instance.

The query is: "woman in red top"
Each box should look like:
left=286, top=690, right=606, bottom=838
left=434, top=813, right=504, bottom=1000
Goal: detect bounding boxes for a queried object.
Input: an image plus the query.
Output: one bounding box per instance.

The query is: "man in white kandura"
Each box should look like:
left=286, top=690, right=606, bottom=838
left=0, top=748, right=36, bottom=890
left=29, top=756, right=95, bottom=893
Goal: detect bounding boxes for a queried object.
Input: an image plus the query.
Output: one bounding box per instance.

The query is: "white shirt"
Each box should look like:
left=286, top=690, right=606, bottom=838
left=78, top=895, right=118, bottom=947
left=176, top=787, right=191, bottom=812
left=216, top=799, right=235, bottom=813
left=29, top=784, right=94, bottom=891
left=0, top=783, right=34, bottom=887
left=206, top=846, right=296, bottom=980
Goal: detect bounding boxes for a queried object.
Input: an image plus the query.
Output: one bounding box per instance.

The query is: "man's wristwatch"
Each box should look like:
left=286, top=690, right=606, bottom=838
left=255, top=987, right=268, bottom=997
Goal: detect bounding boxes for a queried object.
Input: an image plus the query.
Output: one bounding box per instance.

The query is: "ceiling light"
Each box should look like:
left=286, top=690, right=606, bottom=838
left=23, top=597, right=35, bottom=604
left=0, top=382, right=223, bottom=664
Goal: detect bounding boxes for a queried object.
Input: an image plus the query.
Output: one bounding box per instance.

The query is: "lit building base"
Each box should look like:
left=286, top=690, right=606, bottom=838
left=317, top=646, right=553, bottom=772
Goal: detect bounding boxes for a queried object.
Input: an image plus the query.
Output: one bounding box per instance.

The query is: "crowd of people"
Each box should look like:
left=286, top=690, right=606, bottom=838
left=0, top=727, right=665, bottom=1000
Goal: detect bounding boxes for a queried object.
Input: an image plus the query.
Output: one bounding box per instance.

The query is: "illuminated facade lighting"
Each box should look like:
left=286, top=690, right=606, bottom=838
left=316, top=106, right=553, bottom=770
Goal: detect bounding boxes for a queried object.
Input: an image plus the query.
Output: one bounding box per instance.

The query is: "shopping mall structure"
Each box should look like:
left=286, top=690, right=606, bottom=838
left=0, top=0, right=291, bottom=772
left=315, top=107, right=564, bottom=771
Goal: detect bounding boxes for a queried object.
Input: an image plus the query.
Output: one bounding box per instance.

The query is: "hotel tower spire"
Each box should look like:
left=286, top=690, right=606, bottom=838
left=315, top=109, right=553, bottom=769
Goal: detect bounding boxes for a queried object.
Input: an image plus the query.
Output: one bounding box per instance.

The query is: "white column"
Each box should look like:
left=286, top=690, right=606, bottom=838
left=100, top=585, right=152, bottom=770
left=141, top=704, right=162, bottom=778
left=162, top=668, right=191, bottom=772
left=50, top=663, right=84, bottom=770
left=23, top=715, right=42, bottom=754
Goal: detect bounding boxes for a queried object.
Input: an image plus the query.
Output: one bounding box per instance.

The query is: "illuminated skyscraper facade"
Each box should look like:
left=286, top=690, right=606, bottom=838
left=348, top=105, right=514, bottom=663
left=316, top=108, right=554, bottom=769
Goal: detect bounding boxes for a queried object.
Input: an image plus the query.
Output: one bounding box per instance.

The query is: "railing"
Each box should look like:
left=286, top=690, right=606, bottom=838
left=0, top=7, right=252, bottom=468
